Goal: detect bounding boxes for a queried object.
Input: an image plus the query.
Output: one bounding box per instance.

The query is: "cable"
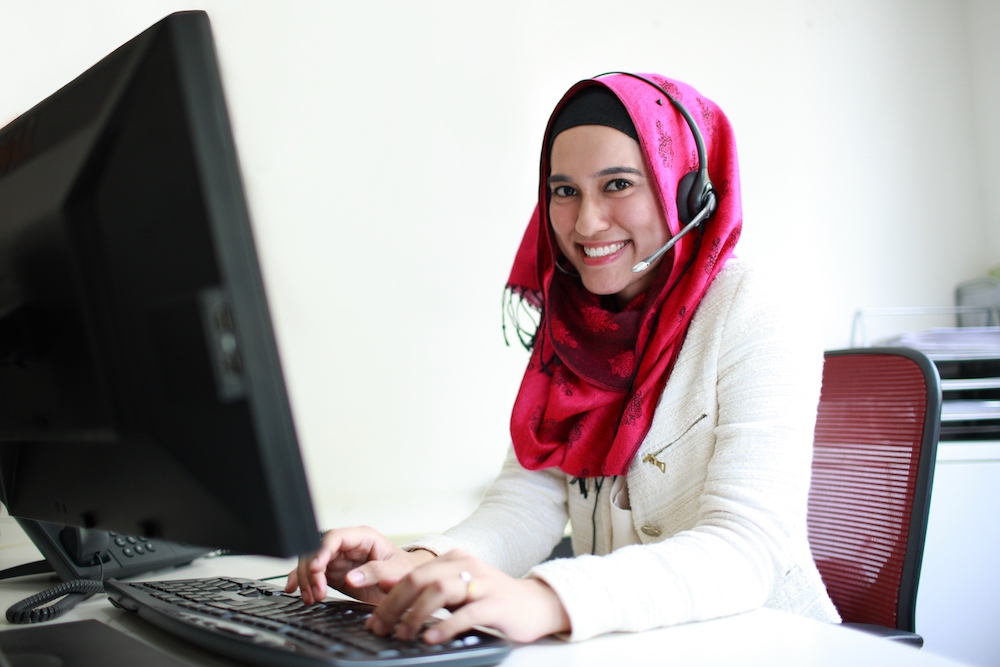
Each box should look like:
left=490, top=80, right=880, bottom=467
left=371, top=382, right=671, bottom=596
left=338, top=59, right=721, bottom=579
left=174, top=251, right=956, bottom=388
left=590, top=477, right=605, bottom=555
left=0, top=560, right=54, bottom=581
left=5, top=553, right=107, bottom=624
left=5, top=578, right=105, bottom=624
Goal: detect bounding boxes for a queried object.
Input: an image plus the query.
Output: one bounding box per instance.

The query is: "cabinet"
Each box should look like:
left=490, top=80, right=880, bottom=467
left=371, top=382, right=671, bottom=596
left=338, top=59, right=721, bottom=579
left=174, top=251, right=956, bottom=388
left=908, top=342, right=1000, bottom=666
left=916, top=440, right=1000, bottom=666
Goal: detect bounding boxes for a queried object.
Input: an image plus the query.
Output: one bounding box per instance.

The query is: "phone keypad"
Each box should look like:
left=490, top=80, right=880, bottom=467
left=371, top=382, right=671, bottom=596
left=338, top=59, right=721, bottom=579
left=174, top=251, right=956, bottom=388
left=109, top=531, right=156, bottom=558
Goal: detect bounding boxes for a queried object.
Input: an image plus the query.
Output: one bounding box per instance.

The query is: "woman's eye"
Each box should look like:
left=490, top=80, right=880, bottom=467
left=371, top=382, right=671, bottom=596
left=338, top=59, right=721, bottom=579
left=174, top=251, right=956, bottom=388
left=605, top=179, right=632, bottom=192
left=552, top=185, right=577, bottom=197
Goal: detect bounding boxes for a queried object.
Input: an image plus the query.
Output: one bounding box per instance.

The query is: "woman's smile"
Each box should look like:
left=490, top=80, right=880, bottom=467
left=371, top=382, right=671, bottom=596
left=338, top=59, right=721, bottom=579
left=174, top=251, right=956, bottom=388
left=580, top=240, right=630, bottom=264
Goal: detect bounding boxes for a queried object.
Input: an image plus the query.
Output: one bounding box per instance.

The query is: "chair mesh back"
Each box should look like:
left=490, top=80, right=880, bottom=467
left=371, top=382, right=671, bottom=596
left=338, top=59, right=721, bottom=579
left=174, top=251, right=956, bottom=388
left=808, top=353, right=930, bottom=629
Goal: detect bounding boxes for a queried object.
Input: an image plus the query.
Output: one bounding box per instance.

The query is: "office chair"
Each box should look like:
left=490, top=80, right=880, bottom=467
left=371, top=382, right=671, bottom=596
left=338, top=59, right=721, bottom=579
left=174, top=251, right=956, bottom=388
left=807, top=348, right=941, bottom=648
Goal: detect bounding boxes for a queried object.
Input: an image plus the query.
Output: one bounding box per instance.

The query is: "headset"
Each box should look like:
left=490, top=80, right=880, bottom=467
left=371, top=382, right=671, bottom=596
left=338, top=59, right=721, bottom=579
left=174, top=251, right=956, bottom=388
left=593, top=72, right=718, bottom=273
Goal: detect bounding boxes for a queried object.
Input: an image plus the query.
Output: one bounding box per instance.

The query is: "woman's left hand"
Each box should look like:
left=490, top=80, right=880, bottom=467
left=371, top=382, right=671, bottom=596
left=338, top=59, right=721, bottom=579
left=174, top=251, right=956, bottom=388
left=366, top=550, right=570, bottom=644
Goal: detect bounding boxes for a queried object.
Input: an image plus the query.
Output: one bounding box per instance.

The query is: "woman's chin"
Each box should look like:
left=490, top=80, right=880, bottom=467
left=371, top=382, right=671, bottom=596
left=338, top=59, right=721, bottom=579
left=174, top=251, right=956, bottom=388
left=580, top=277, right=627, bottom=298
left=579, top=268, right=657, bottom=305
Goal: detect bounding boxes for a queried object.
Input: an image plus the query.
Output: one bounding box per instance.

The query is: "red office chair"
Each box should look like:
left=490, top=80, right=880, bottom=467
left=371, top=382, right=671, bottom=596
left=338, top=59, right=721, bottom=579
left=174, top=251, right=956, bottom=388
left=808, top=348, right=941, bottom=648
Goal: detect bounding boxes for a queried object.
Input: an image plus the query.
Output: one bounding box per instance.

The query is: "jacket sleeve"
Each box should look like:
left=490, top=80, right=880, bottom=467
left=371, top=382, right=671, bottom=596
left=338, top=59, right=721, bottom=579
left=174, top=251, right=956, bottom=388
left=528, top=264, right=825, bottom=640
left=404, top=447, right=570, bottom=577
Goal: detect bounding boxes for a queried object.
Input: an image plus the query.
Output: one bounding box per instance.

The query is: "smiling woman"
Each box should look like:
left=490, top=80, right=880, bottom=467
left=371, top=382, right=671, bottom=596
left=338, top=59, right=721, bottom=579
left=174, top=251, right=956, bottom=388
left=287, top=73, right=840, bottom=644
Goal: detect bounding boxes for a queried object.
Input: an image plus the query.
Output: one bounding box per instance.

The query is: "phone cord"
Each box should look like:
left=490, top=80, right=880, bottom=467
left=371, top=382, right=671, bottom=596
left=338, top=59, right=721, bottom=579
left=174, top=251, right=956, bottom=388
left=5, top=554, right=107, bottom=624
left=5, top=579, right=106, bottom=624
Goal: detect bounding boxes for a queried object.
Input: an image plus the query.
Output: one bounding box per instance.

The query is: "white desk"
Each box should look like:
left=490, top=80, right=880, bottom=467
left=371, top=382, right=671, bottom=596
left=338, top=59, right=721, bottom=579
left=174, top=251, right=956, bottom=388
left=0, top=548, right=969, bottom=667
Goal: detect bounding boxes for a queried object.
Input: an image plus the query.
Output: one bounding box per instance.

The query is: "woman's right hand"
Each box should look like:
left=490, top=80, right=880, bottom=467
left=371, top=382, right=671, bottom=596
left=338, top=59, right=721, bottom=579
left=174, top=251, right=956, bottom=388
left=285, top=526, right=435, bottom=605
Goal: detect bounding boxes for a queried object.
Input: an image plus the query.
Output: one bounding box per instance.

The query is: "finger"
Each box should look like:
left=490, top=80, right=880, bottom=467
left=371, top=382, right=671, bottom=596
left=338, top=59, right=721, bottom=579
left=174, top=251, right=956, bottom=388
left=345, top=556, right=405, bottom=590
left=286, top=555, right=317, bottom=600
left=330, top=526, right=399, bottom=561
left=367, top=573, right=427, bottom=635
left=309, top=569, right=328, bottom=605
left=369, top=562, right=468, bottom=637
left=303, top=527, right=410, bottom=604
left=294, top=563, right=319, bottom=605
left=301, top=529, right=376, bottom=603
left=284, top=569, right=299, bottom=594
left=298, top=553, right=328, bottom=604
left=374, top=549, right=437, bottom=592
left=395, top=582, right=464, bottom=640
left=294, top=538, right=340, bottom=604
left=422, top=602, right=487, bottom=645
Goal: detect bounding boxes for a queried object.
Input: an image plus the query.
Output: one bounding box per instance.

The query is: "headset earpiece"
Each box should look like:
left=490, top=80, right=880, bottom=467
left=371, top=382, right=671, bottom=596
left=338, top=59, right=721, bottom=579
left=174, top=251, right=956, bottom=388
left=676, top=170, right=715, bottom=225
left=676, top=171, right=697, bottom=225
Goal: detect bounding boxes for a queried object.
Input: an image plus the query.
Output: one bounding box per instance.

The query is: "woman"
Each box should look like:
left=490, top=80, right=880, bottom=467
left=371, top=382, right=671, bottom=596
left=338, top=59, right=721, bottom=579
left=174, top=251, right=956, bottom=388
left=286, top=73, right=840, bottom=643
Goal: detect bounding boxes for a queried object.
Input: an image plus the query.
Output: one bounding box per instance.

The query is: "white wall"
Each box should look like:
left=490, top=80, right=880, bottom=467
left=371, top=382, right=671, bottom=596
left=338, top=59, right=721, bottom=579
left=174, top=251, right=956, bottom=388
left=967, top=0, right=1000, bottom=265
left=0, top=1, right=996, bottom=535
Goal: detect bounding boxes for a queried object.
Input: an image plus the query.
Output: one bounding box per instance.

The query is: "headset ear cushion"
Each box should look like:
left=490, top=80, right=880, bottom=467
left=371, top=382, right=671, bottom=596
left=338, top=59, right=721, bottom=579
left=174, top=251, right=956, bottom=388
left=676, top=171, right=698, bottom=225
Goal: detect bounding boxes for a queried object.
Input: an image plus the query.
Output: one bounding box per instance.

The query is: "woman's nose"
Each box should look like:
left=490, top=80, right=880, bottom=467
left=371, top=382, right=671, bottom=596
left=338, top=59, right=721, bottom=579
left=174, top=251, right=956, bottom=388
left=575, top=197, right=609, bottom=237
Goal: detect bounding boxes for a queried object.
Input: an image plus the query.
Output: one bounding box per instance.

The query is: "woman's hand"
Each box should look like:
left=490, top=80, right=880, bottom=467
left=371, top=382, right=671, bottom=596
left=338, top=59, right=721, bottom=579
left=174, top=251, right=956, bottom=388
left=366, top=550, right=570, bottom=644
left=285, top=526, right=435, bottom=605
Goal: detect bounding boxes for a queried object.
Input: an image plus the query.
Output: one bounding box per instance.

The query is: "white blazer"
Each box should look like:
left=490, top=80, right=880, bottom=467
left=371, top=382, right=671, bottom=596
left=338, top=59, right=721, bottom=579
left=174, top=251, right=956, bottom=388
left=408, top=258, right=841, bottom=641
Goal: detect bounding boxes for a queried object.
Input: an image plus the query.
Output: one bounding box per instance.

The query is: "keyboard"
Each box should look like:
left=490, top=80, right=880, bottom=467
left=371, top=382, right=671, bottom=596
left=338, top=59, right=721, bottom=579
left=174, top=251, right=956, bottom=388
left=105, top=576, right=512, bottom=667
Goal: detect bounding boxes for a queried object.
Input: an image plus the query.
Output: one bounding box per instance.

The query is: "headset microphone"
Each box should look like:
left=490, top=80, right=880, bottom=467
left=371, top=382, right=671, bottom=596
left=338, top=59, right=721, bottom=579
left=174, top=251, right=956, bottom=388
left=632, top=191, right=716, bottom=273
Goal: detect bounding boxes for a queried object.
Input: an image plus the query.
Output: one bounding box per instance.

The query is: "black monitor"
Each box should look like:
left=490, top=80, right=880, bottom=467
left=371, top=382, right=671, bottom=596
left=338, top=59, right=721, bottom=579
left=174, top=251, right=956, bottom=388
left=0, top=11, right=319, bottom=558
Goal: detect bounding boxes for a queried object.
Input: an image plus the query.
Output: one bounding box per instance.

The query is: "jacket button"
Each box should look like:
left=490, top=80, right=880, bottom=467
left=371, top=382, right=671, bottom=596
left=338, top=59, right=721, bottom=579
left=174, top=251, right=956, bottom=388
left=640, top=525, right=662, bottom=537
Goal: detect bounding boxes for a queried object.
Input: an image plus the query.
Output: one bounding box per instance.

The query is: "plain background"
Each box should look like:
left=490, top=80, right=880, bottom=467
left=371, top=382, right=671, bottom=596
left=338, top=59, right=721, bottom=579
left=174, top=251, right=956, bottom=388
left=1, top=0, right=998, bottom=537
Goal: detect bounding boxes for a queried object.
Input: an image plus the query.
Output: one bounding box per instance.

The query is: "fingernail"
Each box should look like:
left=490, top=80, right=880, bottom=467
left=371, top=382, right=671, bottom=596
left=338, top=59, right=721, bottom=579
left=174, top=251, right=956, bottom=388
left=347, top=570, right=365, bottom=586
left=424, top=629, right=442, bottom=644
left=370, top=618, right=386, bottom=635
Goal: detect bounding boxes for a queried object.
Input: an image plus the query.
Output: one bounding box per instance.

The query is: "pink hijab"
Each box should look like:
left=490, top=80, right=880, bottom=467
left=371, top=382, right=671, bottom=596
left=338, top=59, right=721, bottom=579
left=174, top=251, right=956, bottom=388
left=507, top=74, right=742, bottom=478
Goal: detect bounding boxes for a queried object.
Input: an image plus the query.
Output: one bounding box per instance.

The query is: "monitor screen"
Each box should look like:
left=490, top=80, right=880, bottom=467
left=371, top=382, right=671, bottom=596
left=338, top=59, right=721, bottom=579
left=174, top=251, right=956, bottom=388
left=0, top=11, right=319, bottom=558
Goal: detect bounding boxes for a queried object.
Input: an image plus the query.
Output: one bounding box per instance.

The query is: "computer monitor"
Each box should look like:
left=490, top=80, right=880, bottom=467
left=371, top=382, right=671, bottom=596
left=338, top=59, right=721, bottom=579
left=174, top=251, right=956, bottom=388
left=0, top=11, right=319, bottom=558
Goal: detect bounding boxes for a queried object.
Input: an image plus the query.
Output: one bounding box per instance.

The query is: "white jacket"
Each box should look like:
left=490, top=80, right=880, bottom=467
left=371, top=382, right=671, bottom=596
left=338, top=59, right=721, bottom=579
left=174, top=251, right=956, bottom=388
left=408, top=258, right=840, bottom=640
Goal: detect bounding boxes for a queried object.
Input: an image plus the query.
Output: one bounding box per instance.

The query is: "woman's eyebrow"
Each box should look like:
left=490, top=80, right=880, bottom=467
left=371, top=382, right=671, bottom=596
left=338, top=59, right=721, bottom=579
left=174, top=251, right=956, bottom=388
left=547, top=166, right=643, bottom=186
left=595, top=166, right=643, bottom=178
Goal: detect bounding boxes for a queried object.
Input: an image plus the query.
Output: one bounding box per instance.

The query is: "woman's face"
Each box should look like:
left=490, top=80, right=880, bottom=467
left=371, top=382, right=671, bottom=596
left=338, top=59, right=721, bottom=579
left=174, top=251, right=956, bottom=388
left=548, top=124, right=669, bottom=306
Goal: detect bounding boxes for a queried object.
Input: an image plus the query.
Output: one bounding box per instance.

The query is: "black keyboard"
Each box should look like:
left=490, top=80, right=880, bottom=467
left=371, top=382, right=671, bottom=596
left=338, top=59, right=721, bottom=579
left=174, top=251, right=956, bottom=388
left=105, top=576, right=511, bottom=667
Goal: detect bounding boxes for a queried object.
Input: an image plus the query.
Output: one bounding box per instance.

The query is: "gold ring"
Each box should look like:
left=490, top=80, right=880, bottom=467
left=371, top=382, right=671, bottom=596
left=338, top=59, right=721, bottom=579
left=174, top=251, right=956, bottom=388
left=459, top=570, right=475, bottom=600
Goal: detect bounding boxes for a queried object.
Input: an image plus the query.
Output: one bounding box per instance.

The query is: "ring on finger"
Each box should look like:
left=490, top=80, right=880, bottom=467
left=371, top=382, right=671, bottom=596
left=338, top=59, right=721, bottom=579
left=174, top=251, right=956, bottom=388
left=459, top=570, right=476, bottom=600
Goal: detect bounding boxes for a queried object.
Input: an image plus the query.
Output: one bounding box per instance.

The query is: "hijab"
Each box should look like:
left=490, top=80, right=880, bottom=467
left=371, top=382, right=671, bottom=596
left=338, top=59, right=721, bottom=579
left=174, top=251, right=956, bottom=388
left=507, top=73, right=743, bottom=478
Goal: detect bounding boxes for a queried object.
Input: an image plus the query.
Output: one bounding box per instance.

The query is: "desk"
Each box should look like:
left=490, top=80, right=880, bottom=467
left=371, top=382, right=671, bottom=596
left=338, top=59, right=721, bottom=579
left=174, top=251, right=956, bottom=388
left=0, top=550, right=969, bottom=667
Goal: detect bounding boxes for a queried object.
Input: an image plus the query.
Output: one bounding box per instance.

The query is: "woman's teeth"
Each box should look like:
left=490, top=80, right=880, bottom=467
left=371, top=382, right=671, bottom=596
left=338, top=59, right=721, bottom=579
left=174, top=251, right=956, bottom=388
left=583, top=242, right=627, bottom=258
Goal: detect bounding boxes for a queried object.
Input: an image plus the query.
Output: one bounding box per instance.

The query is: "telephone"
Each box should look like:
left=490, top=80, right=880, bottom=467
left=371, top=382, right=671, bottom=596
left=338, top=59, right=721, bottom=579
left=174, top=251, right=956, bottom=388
left=3, top=518, right=210, bottom=583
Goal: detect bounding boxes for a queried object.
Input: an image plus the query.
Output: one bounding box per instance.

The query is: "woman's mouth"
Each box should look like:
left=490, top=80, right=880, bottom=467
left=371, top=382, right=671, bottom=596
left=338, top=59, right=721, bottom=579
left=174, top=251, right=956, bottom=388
left=582, top=241, right=628, bottom=257
left=580, top=241, right=629, bottom=264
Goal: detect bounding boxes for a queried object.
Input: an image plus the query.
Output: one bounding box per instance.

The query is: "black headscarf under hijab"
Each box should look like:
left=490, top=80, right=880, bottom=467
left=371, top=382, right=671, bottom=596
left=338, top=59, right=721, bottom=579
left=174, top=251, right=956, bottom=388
left=548, top=86, right=639, bottom=149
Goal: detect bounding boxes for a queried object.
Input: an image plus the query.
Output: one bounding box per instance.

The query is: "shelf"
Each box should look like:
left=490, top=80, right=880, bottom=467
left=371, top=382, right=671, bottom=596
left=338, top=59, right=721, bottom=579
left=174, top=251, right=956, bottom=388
left=940, top=400, right=1000, bottom=422
left=937, top=440, right=1000, bottom=463
left=940, top=377, right=1000, bottom=391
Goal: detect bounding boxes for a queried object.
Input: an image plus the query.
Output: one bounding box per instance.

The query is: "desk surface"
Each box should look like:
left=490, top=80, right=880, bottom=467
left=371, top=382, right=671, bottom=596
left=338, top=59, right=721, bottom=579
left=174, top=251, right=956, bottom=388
left=0, top=550, right=969, bottom=667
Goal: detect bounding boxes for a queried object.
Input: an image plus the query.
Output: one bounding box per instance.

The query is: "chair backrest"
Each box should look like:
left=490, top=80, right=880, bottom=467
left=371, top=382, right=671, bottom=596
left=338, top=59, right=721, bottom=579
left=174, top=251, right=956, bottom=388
left=807, top=348, right=941, bottom=632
